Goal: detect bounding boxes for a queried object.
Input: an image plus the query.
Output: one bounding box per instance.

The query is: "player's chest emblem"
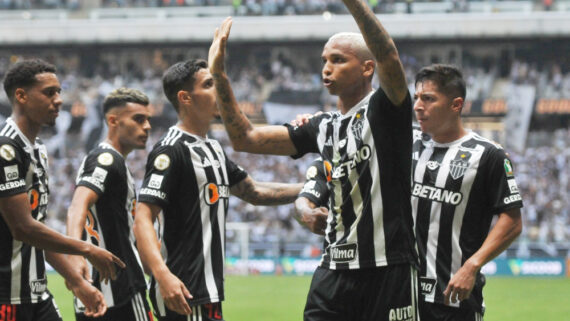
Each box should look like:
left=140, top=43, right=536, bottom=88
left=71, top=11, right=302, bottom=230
left=449, top=158, right=469, bottom=180
left=351, top=112, right=365, bottom=143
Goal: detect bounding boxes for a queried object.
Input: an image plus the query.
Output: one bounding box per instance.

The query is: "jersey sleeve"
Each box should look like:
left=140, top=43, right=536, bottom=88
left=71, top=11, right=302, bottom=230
left=284, top=113, right=328, bottom=159
left=299, top=158, right=329, bottom=207
left=76, top=151, right=121, bottom=196
left=138, top=145, right=180, bottom=208
left=484, top=148, right=523, bottom=214
left=368, top=87, right=412, bottom=126
left=224, top=153, right=248, bottom=187
left=0, top=141, right=28, bottom=197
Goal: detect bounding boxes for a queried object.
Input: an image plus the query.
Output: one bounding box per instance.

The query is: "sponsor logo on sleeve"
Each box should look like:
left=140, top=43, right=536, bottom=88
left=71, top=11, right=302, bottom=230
left=140, top=188, right=166, bottom=200
left=97, top=152, right=114, bottom=166
left=92, top=167, right=108, bottom=182
left=148, top=174, right=164, bottom=189
left=507, top=179, right=519, bottom=194
left=503, top=194, right=522, bottom=204
left=504, top=159, right=514, bottom=177
left=4, top=165, right=19, bottom=181
left=154, top=154, right=170, bottom=171
left=0, top=144, right=15, bottom=161
left=0, top=179, right=25, bottom=191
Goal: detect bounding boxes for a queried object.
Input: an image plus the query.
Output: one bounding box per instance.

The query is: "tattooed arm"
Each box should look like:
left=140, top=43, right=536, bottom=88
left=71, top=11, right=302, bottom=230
left=209, top=17, right=298, bottom=155
left=230, top=175, right=302, bottom=205
left=342, top=0, right=408, bottom=106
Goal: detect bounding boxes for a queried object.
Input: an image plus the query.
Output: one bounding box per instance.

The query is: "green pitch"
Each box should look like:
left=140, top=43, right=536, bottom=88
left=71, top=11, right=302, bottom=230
left=48, top=273, right=570, bottom=321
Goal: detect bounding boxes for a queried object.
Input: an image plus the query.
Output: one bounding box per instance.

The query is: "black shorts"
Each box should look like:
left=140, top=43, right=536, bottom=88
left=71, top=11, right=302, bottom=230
left=75, top=290, right=152, bottom=321
left=419, top=301, right=483, bottom=321
left=153, top=302, right=223, bottom=321
left=0, top=296, right=61, bottom=321
left=304, top=263, right=419, bottom=321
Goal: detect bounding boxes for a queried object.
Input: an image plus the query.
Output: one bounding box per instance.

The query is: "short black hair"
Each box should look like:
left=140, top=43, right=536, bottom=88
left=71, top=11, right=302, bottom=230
left=415, top=64, right=466, bottom=100
left=3, top=59, right=57, bottom=103
left=102, top=87, right=149, bottom=114
left=162, top=59, right=208, bottom=112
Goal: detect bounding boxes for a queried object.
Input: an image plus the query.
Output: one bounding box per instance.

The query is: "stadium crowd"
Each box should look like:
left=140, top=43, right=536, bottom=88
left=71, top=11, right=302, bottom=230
left=0, top=0, right=560, bottom=13
left=0, top=47, right=568, bottom=257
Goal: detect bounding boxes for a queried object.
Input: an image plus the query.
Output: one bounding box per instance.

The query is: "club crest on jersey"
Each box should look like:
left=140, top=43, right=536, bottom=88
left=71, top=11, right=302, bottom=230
left=329, top=243, right=357, bottom=262
left=306, top=166, right=318, bottom=179
left=0, top=144, right=15, bottom=161
left=97, top=152, right=113, bottom=166
left=205, top=183, right=230, bottom=205
left=154, top=154, right=170, bottom=170
left=504, top=159, right=514, bottom=177
left=449, top=158, right=469, bottom=180
left=351, top=112, right=364, bottom=143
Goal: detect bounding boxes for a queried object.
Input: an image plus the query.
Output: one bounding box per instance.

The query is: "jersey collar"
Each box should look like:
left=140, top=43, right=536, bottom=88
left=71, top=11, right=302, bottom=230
left=341, top=91, right=374, bottom=118
left=6, top=117, right=36, bottom=151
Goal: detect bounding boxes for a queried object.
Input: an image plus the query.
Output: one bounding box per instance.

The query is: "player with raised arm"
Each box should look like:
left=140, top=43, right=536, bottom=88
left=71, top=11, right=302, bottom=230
left=66, top=88, right=153, bottom=321
left=412, top=64, right=522, bottom=321
left=0, top=59, right=125, bottom=321
left=209, top=0, right=419, bottom=318
left=133, top=59, right=302, bottom=321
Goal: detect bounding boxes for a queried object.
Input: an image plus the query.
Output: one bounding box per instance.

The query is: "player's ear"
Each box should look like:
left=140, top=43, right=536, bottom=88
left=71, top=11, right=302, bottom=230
left=451, top=97, right=464, bottom=113
left=14, top=88, right=27, bottom=105
left=362, top=60, right=375, bottom=78
left=177, top=90, right=192, bottom=107
left=106, top=113, right=118, bottom=128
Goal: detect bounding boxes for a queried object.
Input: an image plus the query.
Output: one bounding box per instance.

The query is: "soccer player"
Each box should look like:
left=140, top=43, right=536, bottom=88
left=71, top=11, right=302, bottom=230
left=412, top=64, right=523, bottom=321
left=294, top=158, right=329, bottom=236
left=209, top=1, right=419, bottom=319
left=133, top=59, right=303, bottom=321
left=0, top=59, right=125, bottom=321
left=66, top=88, right=153, bottom=321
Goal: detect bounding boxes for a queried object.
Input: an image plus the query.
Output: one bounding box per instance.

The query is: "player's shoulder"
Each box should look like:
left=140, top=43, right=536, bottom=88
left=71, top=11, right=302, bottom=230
left=85, top=144, right=124, bottom=170
left=468, top=132, right=506, bottom=152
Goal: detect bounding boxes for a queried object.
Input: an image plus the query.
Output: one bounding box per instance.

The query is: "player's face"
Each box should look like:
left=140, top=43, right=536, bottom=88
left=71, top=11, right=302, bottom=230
left=190, top=68, right=219, bottom=121
left=20, top=73, right=62, bottom=127
left=413, top=80, right=456, bottom=136
left=321, top=39, right=367, bottom=97
left=116, top=102, right=151, bottom=151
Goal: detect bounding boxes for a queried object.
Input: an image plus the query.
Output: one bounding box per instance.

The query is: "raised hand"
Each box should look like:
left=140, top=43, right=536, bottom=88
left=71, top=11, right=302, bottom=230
left=208, top=16, right=233, bottom=76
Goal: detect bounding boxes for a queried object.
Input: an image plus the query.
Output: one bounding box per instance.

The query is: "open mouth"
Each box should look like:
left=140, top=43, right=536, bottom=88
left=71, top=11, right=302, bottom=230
left=323, top=78, right=332, bottom=87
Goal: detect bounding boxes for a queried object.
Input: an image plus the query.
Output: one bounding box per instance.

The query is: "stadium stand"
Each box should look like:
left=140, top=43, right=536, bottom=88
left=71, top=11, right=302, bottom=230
left=0, top=4, right=568, bottom=259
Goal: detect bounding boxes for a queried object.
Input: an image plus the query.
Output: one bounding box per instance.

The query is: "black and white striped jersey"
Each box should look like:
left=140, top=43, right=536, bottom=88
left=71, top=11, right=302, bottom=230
left=287, top=88, right=417, bottom=270
left=0, top=118, right=50, bottom=304
left=298, top=158, right=329, bottom=208
left=73, top=142, right=146, bottom=310
left=412, top=128, right=523, bottom=312
left=138, top=126, right=247, bottom=315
